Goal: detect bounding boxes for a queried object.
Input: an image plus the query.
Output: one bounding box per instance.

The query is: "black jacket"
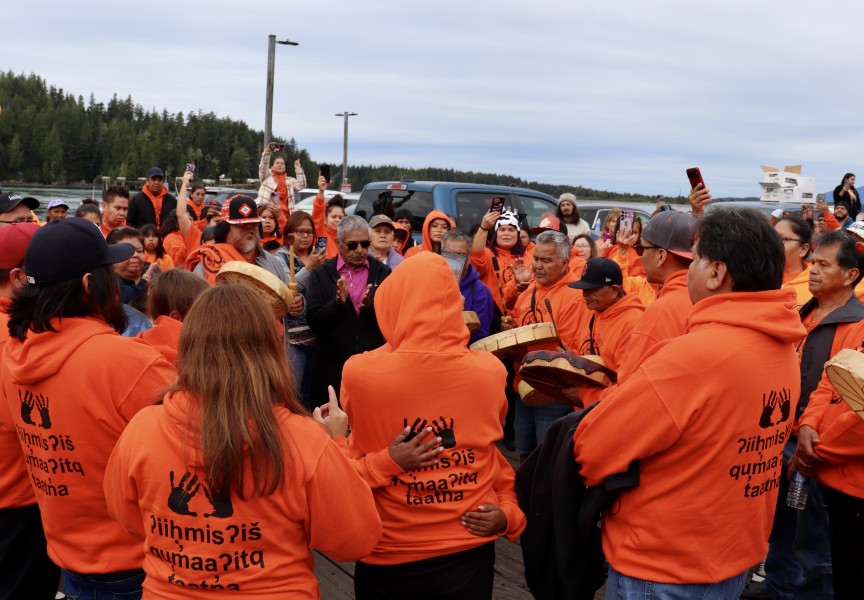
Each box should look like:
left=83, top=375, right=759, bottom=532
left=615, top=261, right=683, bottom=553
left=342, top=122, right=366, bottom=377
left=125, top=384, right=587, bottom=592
left=306, top=257, right=390, bottom=405
left=127, top=190, right=177, bottom=229
left=516, top=405, right=639, bottom=600
left=797, top=294, right=864, bottom=418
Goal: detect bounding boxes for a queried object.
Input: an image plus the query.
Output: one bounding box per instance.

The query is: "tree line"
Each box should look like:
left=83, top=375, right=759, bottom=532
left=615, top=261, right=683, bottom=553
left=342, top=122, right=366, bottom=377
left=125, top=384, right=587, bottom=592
left=0, top=71, right=670, bottom=202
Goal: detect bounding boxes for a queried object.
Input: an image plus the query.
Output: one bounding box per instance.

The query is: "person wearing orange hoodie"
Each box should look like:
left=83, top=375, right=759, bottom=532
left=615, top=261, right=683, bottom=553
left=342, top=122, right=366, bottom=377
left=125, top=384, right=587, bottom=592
left=128, top=167, right=178, bottom=229
left=1, top=217, right=177, bottom=599
left=614, top=211, right=695, bottom=383
left=471, top=209, right=534, bottom=316
left=505, top=230, right=587, bottom=459
left=340, top=252, right=527, bottom=600
left=137, top=269, right=209, bottom=365
left=742, top=229, right=864, bottom=600
left=0, top=223, right=60, bottom=600
left=567, top=258, right=644, bottom=407
left=573, top=207, right=807, bottom=597
left=602, top=216, right=647, bottom=278
left=403, top=209, right=454, bottom=258
left=104, top=284, right=382, bottom=600
left=776, top=215, right=814, bottom=310
left=311, top=175, right=345, bottom=259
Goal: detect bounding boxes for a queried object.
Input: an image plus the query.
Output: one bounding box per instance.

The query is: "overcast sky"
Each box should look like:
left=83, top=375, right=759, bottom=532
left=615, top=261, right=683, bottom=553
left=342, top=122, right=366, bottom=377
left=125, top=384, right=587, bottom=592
left=3, top=0, right=862, bottom=197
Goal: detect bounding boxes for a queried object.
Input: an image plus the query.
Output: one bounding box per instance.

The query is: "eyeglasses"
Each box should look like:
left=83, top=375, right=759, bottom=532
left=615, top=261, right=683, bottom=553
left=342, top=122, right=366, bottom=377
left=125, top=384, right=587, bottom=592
left=779, top=236, right=804, bottom=245
left=342, top=240, right=371, bottom=250
left=633, top=244, right=663, bottom=257
left=292, top=229, right=314, bottom=236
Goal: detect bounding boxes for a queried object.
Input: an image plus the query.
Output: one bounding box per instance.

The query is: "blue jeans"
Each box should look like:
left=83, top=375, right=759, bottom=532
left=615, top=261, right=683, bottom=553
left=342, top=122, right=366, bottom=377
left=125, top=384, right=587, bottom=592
left=514, top=400, right=571, bottom=455
left=63, top=568, right=145, bottom=600
left=606, top=567, right=747, bottom=599
left=762, top=438, right=833, bottom=599
left=287, top=344, right=317, bottom=412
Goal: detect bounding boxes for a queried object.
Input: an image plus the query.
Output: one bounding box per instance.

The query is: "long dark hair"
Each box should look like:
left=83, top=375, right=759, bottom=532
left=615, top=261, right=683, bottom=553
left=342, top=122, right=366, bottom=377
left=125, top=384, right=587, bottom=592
left=7, top=265, right=127, bottom=341
left=160, top=210, right=180, bottom=237
left=172, top=285, right=305, bottom=499
left=840, top=172, right=856, bottom=187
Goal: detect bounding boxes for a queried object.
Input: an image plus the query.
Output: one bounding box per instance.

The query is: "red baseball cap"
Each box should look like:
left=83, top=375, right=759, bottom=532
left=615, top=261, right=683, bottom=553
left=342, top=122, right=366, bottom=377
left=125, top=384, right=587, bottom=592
left=0, top=223, right=41, bottom=270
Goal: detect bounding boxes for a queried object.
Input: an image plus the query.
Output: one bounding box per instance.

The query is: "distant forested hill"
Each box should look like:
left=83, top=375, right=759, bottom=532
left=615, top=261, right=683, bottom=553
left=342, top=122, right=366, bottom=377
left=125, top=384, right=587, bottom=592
left=0, top=71, right=667, bottom=201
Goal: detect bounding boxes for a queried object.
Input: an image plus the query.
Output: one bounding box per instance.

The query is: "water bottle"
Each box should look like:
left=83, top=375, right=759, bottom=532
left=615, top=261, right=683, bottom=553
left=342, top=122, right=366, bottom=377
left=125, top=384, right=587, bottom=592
left=786, top=471, right=809, bottom=510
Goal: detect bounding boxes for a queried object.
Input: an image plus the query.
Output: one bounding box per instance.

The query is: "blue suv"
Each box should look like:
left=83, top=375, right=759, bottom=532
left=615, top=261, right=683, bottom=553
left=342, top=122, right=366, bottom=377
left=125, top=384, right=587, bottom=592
left=353, top=179, right=559, bottom=236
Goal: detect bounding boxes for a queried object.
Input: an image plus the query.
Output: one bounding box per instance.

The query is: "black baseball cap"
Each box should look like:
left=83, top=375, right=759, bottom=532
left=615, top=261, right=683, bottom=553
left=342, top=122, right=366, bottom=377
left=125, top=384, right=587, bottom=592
left=568, top=258, right=623, bottom=290
left=220, top=195, right=262, bottom=225
left=24, top=218, right=135, bottom=286
left=146, top=167, right=165, bottom=179
left=0, top=192, right=40, bottom=214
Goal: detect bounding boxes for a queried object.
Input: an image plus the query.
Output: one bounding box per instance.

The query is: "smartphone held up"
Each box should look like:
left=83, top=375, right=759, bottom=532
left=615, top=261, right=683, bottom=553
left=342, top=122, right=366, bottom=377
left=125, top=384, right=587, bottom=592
left=686, top=167, right=705, bottom=190
left=320, top=164, right=331, bottom=183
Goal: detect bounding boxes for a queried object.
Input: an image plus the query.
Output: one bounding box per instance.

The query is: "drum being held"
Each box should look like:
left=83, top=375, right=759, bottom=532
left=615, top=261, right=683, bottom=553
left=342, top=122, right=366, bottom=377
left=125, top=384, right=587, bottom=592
left=824, top=348, right=864, bottom=419
left=469, top=323, right=558, bottom=358
left=216, top=261, right=294, bottom=320
left=519, top=350, right=616, bottom=402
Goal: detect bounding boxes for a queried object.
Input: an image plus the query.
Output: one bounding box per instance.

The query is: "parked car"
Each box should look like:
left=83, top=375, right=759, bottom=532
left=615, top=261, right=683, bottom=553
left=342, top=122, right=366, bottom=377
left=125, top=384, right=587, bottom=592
left=575, top=201, right=662, bottom=236
left=706, top=200, right=803, bottom=219
left=203, top=186, right=258, bottom=209
left=293, top=191, right=361, bottom=216
left=353, top=180, right=559, bottom=239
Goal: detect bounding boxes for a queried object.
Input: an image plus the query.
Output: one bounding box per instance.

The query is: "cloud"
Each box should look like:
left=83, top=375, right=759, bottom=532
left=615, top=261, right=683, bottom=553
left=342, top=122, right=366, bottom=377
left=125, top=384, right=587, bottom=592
left=3, top=0, right=862, bottom=197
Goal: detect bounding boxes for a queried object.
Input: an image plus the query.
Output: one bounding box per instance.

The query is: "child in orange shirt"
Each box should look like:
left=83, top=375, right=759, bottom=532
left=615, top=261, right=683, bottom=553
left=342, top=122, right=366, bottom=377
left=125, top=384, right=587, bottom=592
left=137, top=270, right=209, bottom=365
left=141, top=224, right=175, bottom=272
left=105, top=285, right=383, bottom=599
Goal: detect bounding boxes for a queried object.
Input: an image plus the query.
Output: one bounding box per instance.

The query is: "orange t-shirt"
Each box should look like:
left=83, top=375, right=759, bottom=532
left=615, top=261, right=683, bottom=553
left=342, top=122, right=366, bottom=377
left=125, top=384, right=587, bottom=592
left=311, top=196, right=339, bottom=259
left=137, top=315, right=183, bottom=365
left=574, top=289, right=807, bottom=584
left=0, top=296, right=36, bottom=510
left=1, top=317, right=176, bottom=573
left=341, top=253, right=526, bottom=565
left=104, top=391, right=381, bottom=599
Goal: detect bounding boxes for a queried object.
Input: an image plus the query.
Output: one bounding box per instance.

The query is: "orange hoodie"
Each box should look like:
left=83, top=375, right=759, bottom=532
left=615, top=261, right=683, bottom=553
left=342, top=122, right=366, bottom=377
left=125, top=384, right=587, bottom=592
left=783, top=263, right=813, bottom=310
left=512, top=271, right=587, bottom=351
left=615, top=269, right=692, bottom=383
left=137, top=315, right=183, bottom=365
left=796, top=318, right=864, bottom=498
left=574, top=289, right=806, bottom=584
left=193, top=243, right=249, bottom=285
left=341, top=252, right=526, bottom=564
left=403, top=210, right=455, bottom=259
left=311, top=196, right=339, bottom=259
left=143, top=185, right=168, bottom=228
left=104, top=391, right=381, bottom=599
left=609, top=250, right=658, bottom=307
left=603, top=245, right=646, bottom=278
left=575, top=292, right=645, bottom=407
left=0, top=296, right=36, bottom=510
left=471, top=246, right=534, bottom=315
left=0, top=317, right=176, bottom=573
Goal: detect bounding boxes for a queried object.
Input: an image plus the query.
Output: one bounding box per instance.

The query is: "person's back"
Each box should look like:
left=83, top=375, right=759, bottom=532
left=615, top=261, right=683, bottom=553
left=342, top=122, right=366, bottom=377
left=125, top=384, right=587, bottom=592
left=574, top=208, right=807, bottom=596
left=1, top=218, right=176, bottom=597
left=105, top=285, right=381, bottom=599
left=341, top=252, right=526, bottom=598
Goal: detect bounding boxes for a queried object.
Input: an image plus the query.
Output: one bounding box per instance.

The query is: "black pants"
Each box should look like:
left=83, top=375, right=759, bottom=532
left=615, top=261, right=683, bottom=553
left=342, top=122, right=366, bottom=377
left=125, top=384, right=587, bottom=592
left=354, top=542, right=495, bottom=600
left=823, top=486, right=864, bottom=600
left=0, top=504, right=60, bottom=600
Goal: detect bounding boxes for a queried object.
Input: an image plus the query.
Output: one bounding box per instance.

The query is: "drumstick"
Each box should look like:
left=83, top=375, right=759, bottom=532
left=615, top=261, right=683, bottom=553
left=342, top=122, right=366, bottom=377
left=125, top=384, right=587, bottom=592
left=544, top=298, right=572, bottom=354
left=288, top=245, right=297, bottom=293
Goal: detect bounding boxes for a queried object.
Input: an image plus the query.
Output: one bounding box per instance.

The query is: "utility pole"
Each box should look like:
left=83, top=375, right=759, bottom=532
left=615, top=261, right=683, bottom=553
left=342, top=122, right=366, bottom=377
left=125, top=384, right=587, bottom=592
left=335, top=112, right=358, bottom=190
left=264, top=35, right=298, bottom=149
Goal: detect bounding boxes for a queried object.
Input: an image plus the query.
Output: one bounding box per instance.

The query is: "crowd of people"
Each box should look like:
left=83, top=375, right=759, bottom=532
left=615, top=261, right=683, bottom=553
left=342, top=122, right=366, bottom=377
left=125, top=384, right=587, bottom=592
left=0, top=156, right=862, bottom=600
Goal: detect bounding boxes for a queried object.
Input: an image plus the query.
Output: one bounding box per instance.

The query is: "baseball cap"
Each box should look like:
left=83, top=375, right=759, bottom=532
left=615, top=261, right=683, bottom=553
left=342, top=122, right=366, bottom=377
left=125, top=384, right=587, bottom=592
left=0, top=223, right=41, bottom=269
left=47, top=199, right=70, bottom=210
left=530, top=212, right=561, bottom=234
left=24, top=218, right=135, bottom=286
left=369, top=215, right=395, bottom=230
left=847, top=221, right=864, bottom=241
left=0, top=192, right=40, bottom=214
left=771, top=208, right=783, bottom=219
left=220, top=195, right=262, bottom=225
left=640, top=211, right=695, bottom=259
left=146, top=167, right=165, bottom=179
left=568, top=258, right=623, bottom=290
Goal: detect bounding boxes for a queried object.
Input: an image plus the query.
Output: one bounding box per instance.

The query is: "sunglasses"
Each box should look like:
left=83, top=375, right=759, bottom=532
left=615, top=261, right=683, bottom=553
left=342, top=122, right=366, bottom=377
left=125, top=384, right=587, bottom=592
left=342, top=240, right=371, bottom=250
left=633, top=243, right=662, bottom=257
